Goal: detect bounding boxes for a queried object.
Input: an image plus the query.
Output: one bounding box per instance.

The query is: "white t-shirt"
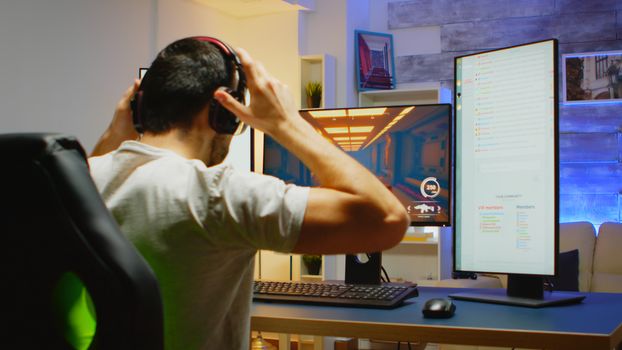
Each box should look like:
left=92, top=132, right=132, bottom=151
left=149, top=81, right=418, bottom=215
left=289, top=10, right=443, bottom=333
left=89, top=141, right=308, bottom=350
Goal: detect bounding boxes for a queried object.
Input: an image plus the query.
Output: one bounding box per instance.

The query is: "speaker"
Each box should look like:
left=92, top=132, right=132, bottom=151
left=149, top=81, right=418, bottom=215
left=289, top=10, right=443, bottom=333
left=130, top=36, right=248, bottom=135
left=345, top=253, right=382, bottom=285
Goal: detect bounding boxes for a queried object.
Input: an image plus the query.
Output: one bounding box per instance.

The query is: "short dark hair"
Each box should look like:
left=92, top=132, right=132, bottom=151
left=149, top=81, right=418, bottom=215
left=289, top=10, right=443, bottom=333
left=139, top=37, right=231, bottom=133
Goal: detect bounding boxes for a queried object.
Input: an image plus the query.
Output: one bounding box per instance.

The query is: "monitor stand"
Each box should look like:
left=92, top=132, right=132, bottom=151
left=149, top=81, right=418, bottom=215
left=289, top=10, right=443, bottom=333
left=345, top=252, right=382, bottom=285
left=449, top=274, right=586, bottom=307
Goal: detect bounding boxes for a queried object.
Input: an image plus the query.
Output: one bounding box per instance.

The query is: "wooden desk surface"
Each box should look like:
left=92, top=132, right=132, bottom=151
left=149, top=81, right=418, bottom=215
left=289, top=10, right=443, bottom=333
left=251, top=286, right=622, bottom=350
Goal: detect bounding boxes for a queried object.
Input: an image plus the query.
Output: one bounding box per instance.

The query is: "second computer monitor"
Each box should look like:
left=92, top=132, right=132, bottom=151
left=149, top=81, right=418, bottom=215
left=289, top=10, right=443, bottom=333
left=263, top=104, right=452, bottom=227
left=454, top=39, right=558, bottom=277
left=451, top=39, right=583, bottom=306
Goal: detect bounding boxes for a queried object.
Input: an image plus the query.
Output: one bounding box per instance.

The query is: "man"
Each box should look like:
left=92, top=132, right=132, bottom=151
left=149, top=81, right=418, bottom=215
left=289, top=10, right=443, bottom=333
left=90, top=37, right=408, bottom=350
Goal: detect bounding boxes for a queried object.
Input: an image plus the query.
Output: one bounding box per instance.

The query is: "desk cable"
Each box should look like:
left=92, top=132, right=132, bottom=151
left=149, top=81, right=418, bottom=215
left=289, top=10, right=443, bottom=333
left=366, top=253, right=391, bottom=283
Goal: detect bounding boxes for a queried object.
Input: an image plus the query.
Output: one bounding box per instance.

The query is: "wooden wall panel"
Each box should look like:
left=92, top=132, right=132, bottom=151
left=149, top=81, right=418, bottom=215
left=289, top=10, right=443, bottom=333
left=560, top=163, right=622, bottom=194
left=396, top=54, right=441, bottom=84
left=440, top=12, right=616, bottom=52
left=555, top=0, right=622, bottom=14
left=560, top=194, right=620, bottom=224
left=559, top=133, right=619, bottom=163
left=559, top=104, right=622, bottom=133
left=388, top=0, right=554, bottom=29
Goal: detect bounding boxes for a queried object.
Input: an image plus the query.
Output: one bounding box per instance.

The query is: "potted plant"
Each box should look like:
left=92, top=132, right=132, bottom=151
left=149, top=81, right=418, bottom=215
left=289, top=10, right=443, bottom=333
left=305, top=81, right=322, bottom=108
left=302, top=254, right=322, bottom=275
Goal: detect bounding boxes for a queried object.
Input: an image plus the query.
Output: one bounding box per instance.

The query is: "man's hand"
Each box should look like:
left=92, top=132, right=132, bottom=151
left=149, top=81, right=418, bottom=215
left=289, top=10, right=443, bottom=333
left=91, top=80, right=140, bottom=157
left=213, top=48, right=299, bottom=138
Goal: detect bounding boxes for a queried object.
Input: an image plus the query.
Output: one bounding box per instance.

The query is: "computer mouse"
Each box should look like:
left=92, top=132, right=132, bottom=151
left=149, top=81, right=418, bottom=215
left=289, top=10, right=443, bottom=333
left=422, top=298, right=456, bottom=318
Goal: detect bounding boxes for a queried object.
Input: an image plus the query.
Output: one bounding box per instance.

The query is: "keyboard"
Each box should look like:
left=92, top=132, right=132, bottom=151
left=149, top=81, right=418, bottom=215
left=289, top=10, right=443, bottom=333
left=253, top=280, right=418, bottom=308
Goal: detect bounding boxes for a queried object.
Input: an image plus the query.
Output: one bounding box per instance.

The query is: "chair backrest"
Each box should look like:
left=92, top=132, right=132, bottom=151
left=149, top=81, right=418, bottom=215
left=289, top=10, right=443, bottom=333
left=559, top=221, right=596, bottom=292
left=592, top=222, right=622, bottom=293
left=1, top=133, right=163, bottom=349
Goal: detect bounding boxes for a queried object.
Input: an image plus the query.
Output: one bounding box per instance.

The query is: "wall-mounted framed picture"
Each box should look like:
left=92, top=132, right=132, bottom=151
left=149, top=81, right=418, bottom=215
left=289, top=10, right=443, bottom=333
left=562, top=50, right=622, bottom=104
left=355, top=30, right=396, bottom=91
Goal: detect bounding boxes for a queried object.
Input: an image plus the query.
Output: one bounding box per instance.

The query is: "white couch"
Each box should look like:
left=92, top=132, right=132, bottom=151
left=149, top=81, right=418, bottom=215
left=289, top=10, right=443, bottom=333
left=562, top=221, right=622, bottom=293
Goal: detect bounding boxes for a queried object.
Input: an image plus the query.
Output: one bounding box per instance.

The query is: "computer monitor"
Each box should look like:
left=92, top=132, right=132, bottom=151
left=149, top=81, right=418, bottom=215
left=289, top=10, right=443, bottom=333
left=452, top=39, right=584, bottom=306
left=262, top=104, right=452, bottom=227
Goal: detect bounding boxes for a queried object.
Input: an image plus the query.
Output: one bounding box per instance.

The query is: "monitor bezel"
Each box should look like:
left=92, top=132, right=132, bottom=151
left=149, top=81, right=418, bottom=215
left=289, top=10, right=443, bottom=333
left=452, top=38, right=560, bottom=277
left=260, top=103, right=453, bottom=228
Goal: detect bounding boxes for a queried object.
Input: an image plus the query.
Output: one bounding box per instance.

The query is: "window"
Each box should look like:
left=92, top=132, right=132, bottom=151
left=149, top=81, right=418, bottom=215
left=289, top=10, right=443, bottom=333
left=595, top=55, right=608, bottom=79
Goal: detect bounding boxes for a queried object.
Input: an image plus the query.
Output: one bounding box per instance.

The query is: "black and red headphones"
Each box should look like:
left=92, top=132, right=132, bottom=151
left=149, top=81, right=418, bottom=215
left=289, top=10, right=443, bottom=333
left=131, top=36, right=248, bottom=135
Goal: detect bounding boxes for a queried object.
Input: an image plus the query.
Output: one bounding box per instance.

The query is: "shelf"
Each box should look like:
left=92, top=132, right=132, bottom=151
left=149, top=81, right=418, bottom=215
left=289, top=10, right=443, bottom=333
left=300, top=54, right=335, bottom=109
left=358, top=82, right=442, bottom=107
left=401, top=226, right=438, bottom=244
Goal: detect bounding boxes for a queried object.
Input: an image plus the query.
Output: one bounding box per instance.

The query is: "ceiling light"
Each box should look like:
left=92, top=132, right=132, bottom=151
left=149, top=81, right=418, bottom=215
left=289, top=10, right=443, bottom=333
left=309, top=109, right=347, bottom=118
left=349, top=126, right=374, bottom=133
left=399, top=106, right=415, bottom=115
left=348, top=107, right=387, bottom=117
left=333, top=136, right=350, bottom=141
left=325, top=127, right=349, bottom=134
left=349, top=136, right=367, bottom=141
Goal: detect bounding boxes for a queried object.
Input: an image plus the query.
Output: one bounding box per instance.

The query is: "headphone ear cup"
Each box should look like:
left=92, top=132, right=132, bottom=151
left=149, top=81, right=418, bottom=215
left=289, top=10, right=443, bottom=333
left=130, top=91, right=144, bottom=134
left=209, top=87, right=244, bottom=134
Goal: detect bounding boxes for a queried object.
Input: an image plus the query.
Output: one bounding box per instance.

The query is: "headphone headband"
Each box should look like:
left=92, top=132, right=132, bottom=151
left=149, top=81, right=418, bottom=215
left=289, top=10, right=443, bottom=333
left=193, top=36, right=234, bottom=56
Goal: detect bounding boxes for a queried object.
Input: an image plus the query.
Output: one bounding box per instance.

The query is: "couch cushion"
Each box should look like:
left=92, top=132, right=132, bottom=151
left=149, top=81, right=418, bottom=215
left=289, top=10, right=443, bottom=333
left=559, top=222, right=596, bottom=292
left=592, top=222, right=622, bottom=293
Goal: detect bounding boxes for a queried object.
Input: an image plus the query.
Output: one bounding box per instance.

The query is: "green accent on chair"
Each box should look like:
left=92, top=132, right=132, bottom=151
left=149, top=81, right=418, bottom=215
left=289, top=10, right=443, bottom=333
left=52, top=272, right=96, bottom=350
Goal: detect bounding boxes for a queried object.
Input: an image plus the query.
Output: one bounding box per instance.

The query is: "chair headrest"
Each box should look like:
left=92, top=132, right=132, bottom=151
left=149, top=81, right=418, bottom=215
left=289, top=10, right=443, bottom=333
left=0, top=133, right=87, bottom=163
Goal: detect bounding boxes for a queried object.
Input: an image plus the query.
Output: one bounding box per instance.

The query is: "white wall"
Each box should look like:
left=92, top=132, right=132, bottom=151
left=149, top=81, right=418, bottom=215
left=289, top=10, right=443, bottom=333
left=0, top=0, right=154, bottom=152
left=156, top=0, right=239, bottom=49
left=299, top=0, right=349, bottom=107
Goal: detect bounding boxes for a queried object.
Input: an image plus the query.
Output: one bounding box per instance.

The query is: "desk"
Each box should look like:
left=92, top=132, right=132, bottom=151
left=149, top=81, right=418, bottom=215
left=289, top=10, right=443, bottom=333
left=251, top=287, right=622, bottom=349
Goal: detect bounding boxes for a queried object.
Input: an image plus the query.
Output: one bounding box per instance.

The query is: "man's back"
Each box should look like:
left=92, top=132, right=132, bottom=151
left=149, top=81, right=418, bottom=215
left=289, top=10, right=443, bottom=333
left=89, top=141, right=307, bottom=350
